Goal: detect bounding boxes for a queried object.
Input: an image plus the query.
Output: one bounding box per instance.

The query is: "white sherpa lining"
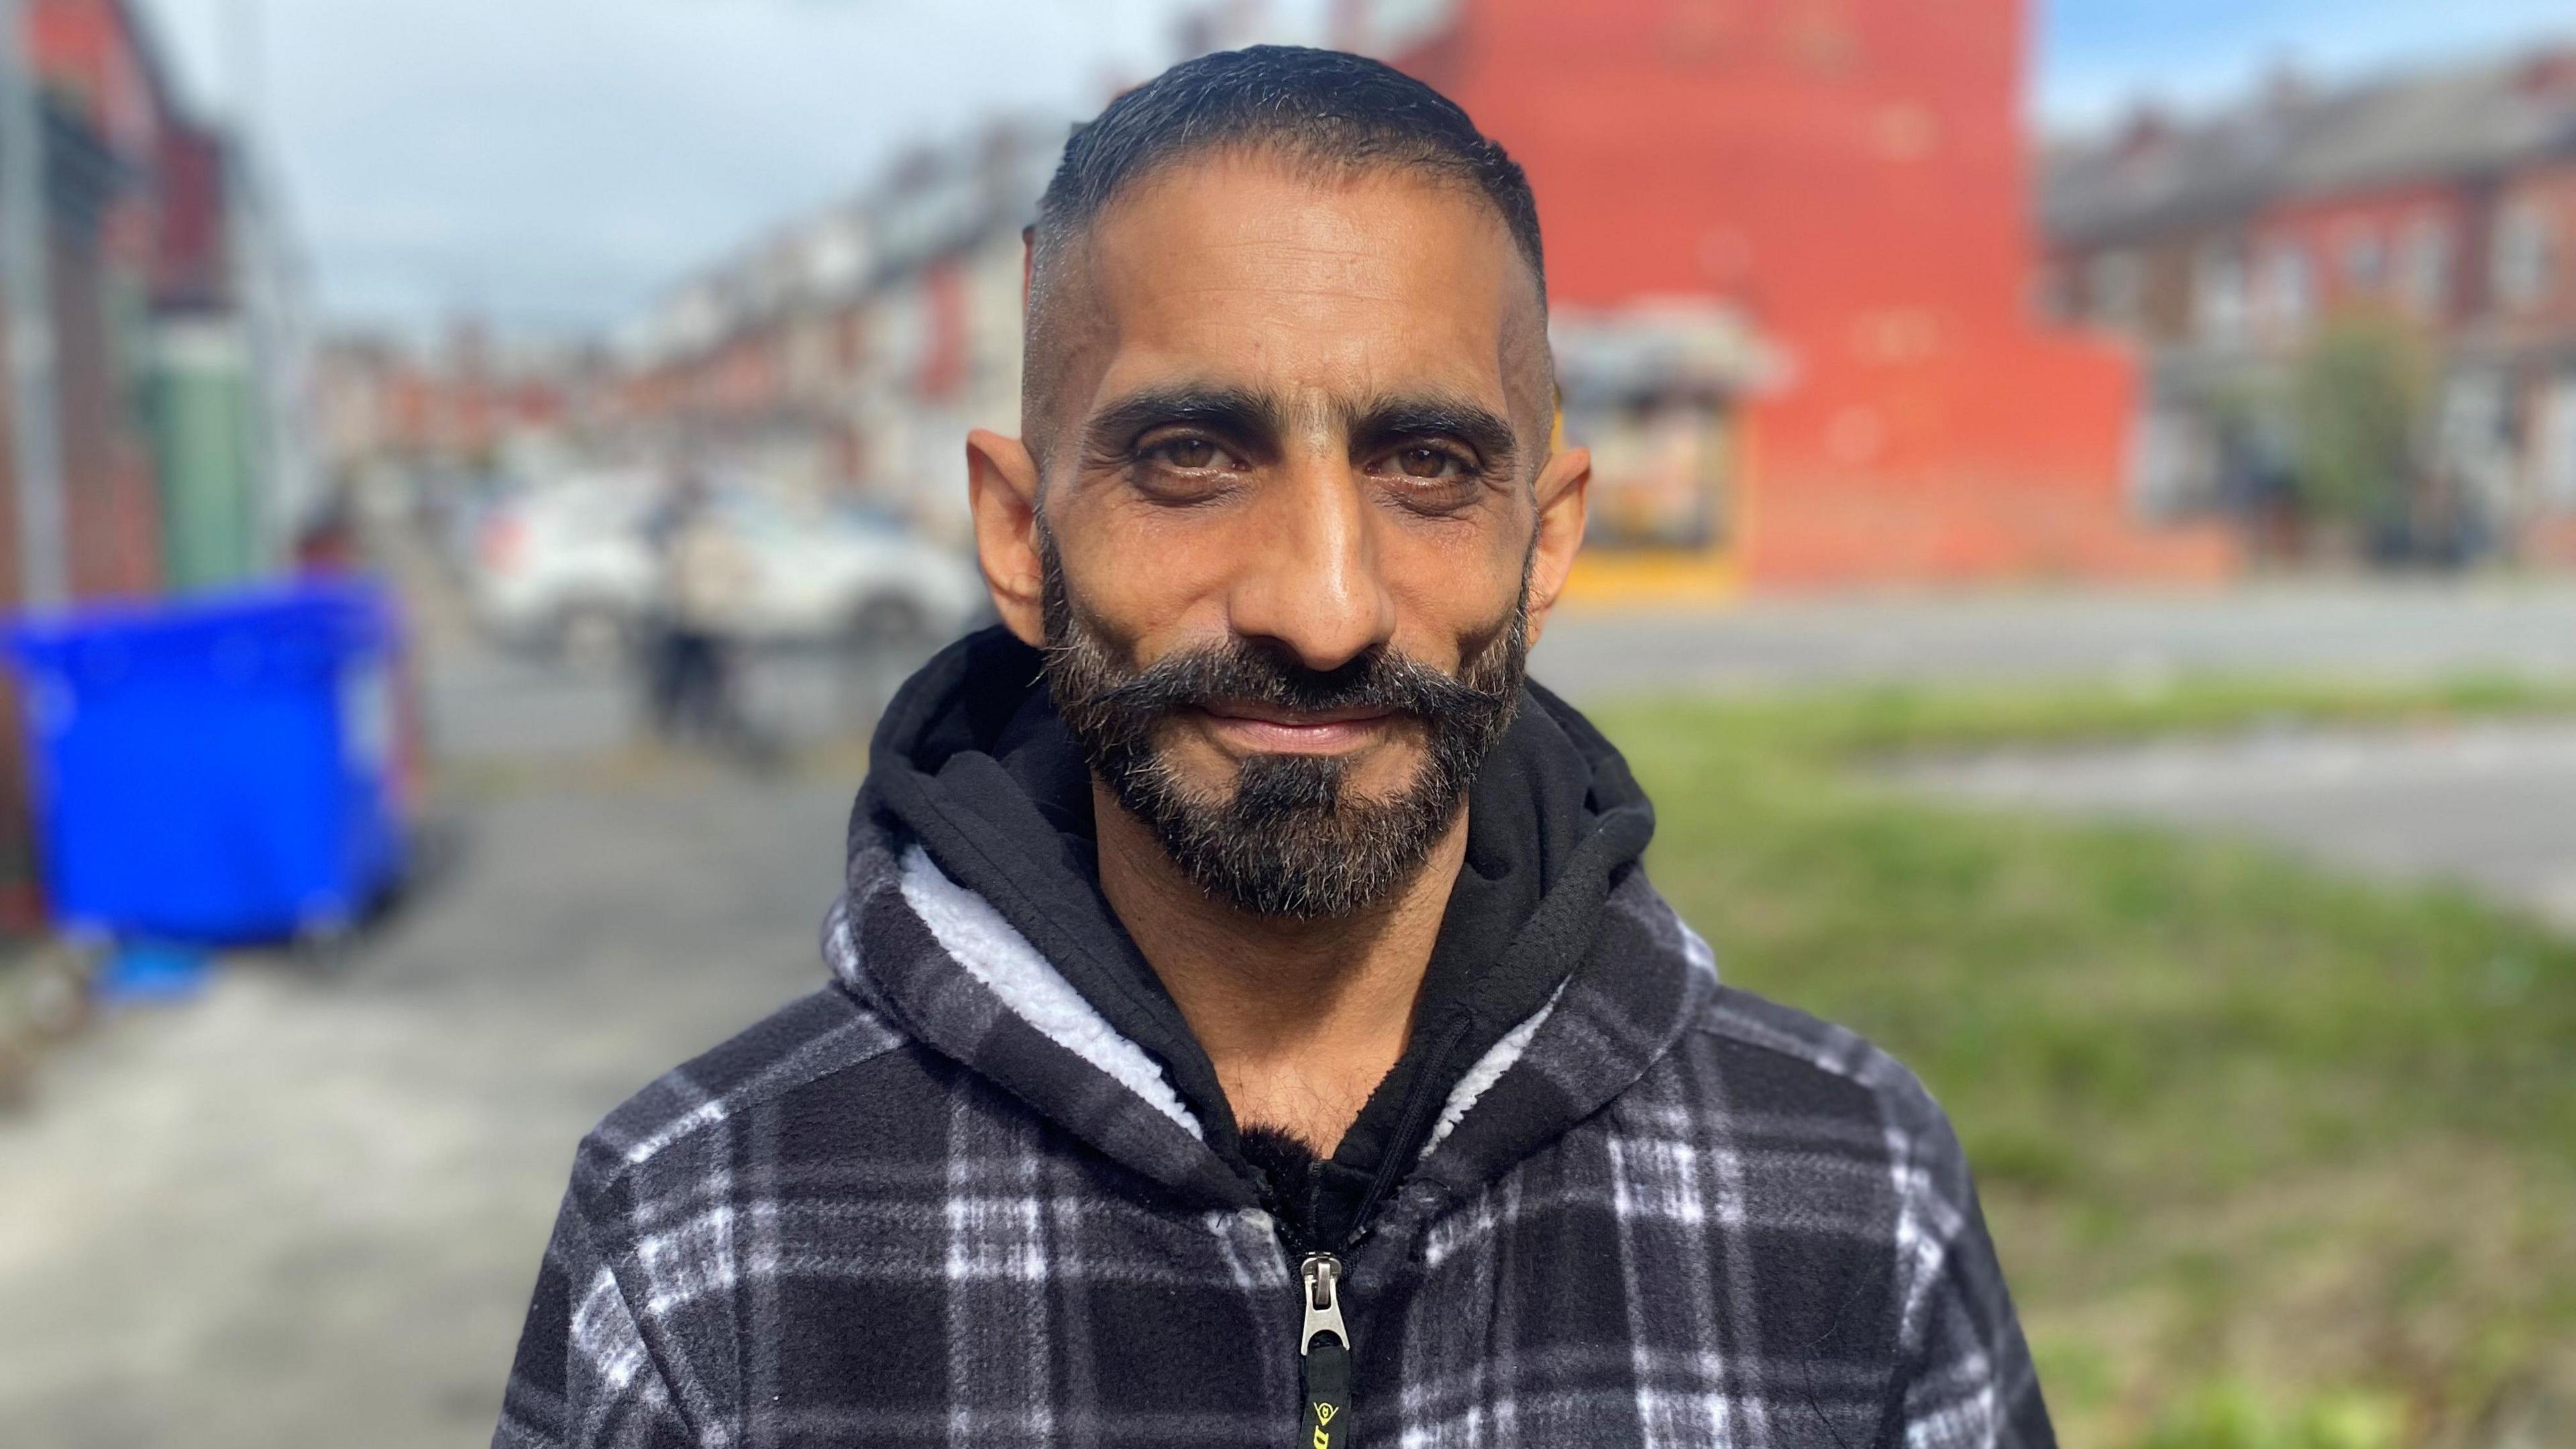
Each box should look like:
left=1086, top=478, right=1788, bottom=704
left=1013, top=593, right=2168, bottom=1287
left=897, top=845, right=1204, bottom=1141
left=1420, top=982, right=1564, bottom=1156
left=1677, top=912, right=1720, bottom=979
left=1418, top=896, right=1715, bottom=1157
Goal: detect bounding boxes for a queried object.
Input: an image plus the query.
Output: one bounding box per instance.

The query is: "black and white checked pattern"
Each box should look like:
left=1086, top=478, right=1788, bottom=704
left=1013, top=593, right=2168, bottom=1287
left=495, top=820, right=2049, bottom=1448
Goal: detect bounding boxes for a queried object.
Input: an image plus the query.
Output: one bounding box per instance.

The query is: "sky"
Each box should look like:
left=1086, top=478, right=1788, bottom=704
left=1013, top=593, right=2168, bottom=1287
left=131, top=0, right=2576, bottom=341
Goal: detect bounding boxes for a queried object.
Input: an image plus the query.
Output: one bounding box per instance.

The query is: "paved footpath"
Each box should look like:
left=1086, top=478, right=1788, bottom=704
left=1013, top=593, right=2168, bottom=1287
left=0, top=766, right=856, bottom=1449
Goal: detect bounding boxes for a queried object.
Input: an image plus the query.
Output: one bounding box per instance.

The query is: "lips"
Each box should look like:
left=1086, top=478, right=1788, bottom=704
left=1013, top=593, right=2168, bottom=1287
left=1193, top=700, right=1399, bottom=754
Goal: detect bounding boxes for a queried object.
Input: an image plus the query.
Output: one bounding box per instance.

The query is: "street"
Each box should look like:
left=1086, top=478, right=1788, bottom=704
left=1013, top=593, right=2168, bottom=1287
left=0, top=759, right=854, bottom=1448
left=3, top=582, right=2575, bottom=1447
left=1893, top=717, right=2576, bottom=930
left=1528, top=580, right=2576, bottom=694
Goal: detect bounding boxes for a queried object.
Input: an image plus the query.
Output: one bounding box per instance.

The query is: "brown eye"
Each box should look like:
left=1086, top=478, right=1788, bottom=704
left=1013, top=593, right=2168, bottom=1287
left=1156, top=437, right=1218, bottom=470
left=1397, top=447, right=1460, bottom=480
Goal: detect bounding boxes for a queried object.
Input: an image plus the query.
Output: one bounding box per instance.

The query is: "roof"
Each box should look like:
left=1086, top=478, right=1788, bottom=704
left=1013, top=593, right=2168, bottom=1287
left=2042, top=47, right=2576, bottom=249
left=623, top=118, right=1059, bottom=368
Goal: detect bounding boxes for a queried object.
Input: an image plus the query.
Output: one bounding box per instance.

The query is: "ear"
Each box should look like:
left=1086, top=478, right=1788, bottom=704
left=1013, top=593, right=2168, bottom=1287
left=1523, top=443, right=1589, bottom=649
left=967, top=428, right=1046, bottom=647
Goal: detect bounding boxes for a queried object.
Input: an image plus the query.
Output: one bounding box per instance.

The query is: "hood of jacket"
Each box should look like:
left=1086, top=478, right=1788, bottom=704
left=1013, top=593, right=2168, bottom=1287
left=828, top=626, right=1712, bottom=1236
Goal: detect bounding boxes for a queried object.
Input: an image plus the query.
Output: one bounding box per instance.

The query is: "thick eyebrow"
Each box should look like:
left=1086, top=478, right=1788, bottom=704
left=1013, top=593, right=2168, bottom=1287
left=1342, top=392, right=1519, bottom=474
left=1081, top=384, right=1289, bottom=462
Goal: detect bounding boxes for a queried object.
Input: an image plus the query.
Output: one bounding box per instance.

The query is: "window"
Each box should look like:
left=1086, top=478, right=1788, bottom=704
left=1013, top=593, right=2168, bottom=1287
left=2538, top=376, right=2576, bottom=511
left=2088, top=249, right=2144, bottom=327
left=2495, top=203, right=2555, bottom=311
left=2259, top=242, right=2314, bottom=334
left=1578, top=394, right=1733, bottom=550
left=2194, top=246, right=2249, bottom=345
left=2339, top=224, right=2384, bottom=290
left=2402, top=215, right=2452, bottom=317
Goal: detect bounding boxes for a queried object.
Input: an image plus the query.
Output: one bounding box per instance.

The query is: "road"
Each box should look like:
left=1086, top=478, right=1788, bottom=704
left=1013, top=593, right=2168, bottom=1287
left=1528, top=580, right=2576, bottom=696
left=3, top=578, right=2575, bottom=1447
left=1894, top=718, right=2576, bottom=930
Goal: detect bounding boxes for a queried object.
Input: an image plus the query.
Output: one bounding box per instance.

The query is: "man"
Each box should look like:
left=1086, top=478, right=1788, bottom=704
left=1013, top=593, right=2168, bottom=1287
left=496, top=46, right=2047, bottom=1449
left=642, top=469, right=755, bottom=752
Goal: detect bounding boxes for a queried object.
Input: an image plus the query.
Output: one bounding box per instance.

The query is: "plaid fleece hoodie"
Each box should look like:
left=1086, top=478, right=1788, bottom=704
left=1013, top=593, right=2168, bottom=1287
left=495, top=632, right=2051, bottom=1449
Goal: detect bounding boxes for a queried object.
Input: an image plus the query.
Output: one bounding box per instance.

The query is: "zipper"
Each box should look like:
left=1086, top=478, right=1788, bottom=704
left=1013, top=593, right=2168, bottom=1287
left=1269, top=1011, right=1470, bottom=1442
left=1299, top=1252, right=1352, bottom=1448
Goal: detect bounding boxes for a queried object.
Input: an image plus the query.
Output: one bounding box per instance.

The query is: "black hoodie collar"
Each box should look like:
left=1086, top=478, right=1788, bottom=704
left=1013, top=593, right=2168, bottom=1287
left=851, top=627, right=1656, bottom=1244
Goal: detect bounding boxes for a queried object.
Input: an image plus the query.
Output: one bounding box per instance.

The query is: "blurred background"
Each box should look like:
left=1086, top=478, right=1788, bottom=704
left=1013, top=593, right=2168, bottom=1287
left=0, top=1, right=2573, bottom=1446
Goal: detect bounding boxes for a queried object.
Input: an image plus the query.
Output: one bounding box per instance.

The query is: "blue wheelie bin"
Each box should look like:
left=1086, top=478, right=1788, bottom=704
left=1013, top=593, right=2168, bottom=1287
left=2, top=579, right=411, bottom=946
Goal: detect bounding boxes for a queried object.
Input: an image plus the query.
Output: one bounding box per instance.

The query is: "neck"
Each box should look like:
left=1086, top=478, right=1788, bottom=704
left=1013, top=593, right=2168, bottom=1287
left=1093, top=779, right=1466, bottom=1155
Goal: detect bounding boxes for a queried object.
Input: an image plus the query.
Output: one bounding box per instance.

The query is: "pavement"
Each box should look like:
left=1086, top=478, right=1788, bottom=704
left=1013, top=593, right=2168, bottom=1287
left=0, top=765, right=855, bottom=1448
left=3, top=574, right=2576, bottom=1447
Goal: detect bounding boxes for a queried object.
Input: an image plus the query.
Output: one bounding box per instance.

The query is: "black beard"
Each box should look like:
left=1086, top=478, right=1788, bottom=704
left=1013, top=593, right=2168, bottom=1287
left=1038, top=537, right=1530, bottom=920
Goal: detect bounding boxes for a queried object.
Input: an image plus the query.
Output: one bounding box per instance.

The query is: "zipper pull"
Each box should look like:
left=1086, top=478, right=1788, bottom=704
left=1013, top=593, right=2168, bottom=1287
left=1299, top=1253, right=1352, bottom=1448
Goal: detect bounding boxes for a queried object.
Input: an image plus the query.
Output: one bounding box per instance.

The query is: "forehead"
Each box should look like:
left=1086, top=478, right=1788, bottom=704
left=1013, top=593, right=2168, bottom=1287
left=1069, top=152, right=1541, bottom=422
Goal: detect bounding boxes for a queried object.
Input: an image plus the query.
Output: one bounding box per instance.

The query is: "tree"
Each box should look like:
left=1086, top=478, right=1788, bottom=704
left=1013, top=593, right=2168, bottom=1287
left=2289, top=313, right=2431, bottom=555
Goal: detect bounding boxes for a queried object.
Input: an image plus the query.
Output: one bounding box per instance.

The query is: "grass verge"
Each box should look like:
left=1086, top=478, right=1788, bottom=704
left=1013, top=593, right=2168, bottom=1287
left=1593, top=675, right=2576, bottom=1449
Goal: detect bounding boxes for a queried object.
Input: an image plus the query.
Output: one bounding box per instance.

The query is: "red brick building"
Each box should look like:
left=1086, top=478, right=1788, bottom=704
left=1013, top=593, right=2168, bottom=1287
left=1340, top=0, right=2233, bottom=590
left=2044, top=49, right=2576, bottom=563
left=4, top=0, right=200, bottom=603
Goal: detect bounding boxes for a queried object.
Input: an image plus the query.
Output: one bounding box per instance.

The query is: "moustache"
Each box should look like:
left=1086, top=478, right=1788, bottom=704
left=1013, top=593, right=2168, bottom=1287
left=1065, top=639, right=1511, bottom=741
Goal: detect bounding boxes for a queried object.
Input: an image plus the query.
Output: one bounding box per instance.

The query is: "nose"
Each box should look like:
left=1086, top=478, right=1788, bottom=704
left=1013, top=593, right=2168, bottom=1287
left=1224, top=459, right=1395, bottom=672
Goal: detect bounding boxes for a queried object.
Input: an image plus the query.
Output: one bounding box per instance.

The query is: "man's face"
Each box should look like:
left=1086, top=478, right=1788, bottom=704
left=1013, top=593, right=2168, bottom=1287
left=972, top=151, right=1587, bottom=918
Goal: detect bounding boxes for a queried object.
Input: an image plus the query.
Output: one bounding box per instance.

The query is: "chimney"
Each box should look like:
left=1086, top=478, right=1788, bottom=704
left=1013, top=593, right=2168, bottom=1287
left=2261, top=58, right=2310, bottom=117
left=2114, top=103, right=2169, bottom=162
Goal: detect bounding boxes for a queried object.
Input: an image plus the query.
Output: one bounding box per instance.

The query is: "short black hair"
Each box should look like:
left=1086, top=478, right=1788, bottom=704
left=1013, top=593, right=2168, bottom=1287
left=1022, top=46, right=1549, bottom=458
left=1034, top=45, right=1544, bottom=290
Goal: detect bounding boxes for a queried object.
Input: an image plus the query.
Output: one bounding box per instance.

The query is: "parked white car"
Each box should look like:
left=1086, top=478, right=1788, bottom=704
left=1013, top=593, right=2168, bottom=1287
left=470, top=479, right=987, bottom=667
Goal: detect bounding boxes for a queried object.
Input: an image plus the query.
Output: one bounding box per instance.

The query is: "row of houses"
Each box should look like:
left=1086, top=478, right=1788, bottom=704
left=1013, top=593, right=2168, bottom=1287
left=595, top=121, right=1054, bottom=537
left=0, top=0, right=305, bottom=925
left=362, top=5, right=2576, bottom=592
left=2043, top=48, right=2576, bottom=561
left=311, top=125, right=1048, bottom=545
left=315, top=322, right=590, bottom=482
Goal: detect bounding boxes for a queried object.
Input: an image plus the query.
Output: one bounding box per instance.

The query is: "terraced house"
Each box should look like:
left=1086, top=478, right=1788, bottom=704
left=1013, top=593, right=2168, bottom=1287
left=2045, top=48, right=2576, bottom=564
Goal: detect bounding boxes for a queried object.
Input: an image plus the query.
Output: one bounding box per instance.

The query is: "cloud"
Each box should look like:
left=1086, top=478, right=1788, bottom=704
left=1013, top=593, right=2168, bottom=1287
left=2038, top=0, right=2576, bottom=130
left=139, top=0, right=1205, bottom=333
